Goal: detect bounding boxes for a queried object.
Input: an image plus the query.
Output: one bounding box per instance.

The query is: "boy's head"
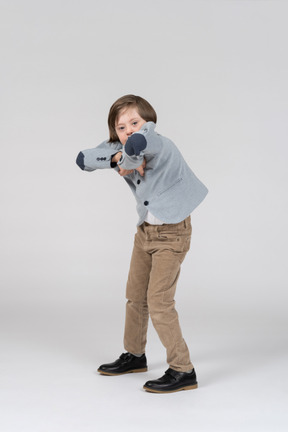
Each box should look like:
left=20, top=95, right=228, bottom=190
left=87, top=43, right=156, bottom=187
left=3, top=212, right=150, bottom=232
left=108, top=94, right=157, bottom=143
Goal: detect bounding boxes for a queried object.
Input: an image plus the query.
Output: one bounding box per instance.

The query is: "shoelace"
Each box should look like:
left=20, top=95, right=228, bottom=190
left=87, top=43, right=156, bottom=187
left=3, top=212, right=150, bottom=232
left=120, top=352, right=131, bottom=360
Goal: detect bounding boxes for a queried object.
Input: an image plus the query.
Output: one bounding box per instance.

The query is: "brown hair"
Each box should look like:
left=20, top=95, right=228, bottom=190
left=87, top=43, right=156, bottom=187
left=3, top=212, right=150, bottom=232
left=108, top=94, right=157, bottom=142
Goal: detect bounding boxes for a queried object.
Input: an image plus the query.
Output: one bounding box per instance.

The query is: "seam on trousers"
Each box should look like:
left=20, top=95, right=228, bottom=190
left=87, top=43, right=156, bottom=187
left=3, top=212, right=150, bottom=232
left=138, top=301, right=144, bottom=353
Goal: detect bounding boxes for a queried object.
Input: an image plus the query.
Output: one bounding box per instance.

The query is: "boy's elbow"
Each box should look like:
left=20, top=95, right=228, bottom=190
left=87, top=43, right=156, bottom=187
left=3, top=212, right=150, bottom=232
left=76, top=152, right=85, bottom=170
left=126, top=134, right=147, bottom=156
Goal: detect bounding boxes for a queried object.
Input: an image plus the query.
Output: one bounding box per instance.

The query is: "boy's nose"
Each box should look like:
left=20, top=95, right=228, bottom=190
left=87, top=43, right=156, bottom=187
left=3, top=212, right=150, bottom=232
left=126, top=124, right=133, bottom=135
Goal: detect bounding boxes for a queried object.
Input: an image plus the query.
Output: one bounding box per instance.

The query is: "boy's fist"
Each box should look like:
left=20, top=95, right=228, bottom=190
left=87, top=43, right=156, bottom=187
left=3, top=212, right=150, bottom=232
left=118, top=158, right=146, bottom=177
left=112, top=152, right=122, bottom=163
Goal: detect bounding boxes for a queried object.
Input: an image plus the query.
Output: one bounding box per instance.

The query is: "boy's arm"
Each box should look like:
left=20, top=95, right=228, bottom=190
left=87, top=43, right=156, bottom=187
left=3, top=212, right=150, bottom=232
left=76, top=140, right=122, bottom=171
left=117, top=122, right=162, bottom=171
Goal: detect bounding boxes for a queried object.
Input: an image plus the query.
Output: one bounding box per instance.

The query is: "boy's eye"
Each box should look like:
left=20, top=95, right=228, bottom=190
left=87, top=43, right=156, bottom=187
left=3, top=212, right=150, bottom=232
left=132, top=122, right=138, bottom=126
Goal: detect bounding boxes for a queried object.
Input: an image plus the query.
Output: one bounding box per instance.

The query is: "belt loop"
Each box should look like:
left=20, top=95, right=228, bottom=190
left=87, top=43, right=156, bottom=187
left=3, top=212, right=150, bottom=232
left=184, top=218, right=187, bottom=228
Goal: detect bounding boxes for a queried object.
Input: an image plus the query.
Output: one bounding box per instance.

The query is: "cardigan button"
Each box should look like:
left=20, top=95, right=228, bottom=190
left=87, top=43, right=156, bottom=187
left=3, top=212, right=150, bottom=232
left=144, top=201, right=149, bottom=206
left=137, top=180, right=141, bottom=185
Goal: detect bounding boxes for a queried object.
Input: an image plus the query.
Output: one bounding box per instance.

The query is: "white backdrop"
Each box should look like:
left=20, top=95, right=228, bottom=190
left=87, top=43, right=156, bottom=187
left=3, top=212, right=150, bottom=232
left=1, top=1, right=288, bottom=431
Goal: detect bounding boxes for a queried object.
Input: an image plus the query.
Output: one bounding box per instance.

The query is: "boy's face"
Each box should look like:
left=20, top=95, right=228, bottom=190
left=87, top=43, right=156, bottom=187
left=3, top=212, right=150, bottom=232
left=115, top=107, right=146, bottom=145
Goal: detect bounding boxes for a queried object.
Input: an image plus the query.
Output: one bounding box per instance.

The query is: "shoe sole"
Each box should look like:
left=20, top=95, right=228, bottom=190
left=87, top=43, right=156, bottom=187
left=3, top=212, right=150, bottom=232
left=143, top=383, right=198, bottom=393
left=98, top=368, right=148, bottom=376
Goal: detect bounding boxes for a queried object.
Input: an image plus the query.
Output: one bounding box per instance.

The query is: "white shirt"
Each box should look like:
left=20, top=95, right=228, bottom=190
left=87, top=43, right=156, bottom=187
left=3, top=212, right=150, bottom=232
left=144, top=211, right=164, bottom=225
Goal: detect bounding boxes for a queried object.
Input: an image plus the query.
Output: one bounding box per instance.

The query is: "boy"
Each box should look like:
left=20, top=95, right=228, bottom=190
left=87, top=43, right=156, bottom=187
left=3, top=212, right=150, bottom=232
left=76, top=94, right=208, bottom=393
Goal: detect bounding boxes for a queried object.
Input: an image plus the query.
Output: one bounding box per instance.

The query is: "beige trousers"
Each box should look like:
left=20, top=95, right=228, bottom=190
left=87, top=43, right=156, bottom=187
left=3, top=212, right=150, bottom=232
left=124, top=216, right=193, bottom=372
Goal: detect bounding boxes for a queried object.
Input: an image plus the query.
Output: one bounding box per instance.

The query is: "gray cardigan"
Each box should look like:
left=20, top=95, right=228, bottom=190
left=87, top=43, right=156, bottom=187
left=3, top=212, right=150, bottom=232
left=76, top=122, right=208, bottom=226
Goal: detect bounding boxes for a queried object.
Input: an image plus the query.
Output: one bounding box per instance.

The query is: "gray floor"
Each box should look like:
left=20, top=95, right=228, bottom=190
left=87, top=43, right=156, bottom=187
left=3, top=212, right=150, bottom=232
left=1, top=303, right=287, bottom=432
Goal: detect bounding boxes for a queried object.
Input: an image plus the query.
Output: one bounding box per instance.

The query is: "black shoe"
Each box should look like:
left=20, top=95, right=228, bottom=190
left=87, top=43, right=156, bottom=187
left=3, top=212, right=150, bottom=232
left=143, top=368, right=198, bottom=393
left=97, top=352, right=147, bottom=376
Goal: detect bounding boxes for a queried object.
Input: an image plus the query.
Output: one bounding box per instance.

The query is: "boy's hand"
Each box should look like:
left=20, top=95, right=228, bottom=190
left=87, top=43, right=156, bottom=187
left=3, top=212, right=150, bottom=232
left=112, top=152, right=122, bottom=163
left=118, top=167, right=134, bottom=176
left=118, top=158, right=146, bottom=177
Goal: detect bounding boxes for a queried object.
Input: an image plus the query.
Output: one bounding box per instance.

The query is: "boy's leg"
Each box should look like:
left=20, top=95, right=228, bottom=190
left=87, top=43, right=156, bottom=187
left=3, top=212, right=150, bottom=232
left=124, top=224, right=152, bottom=356
left=98, top=224, right=150, bottom=376
left=147, top=217, right=193, bottom=372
